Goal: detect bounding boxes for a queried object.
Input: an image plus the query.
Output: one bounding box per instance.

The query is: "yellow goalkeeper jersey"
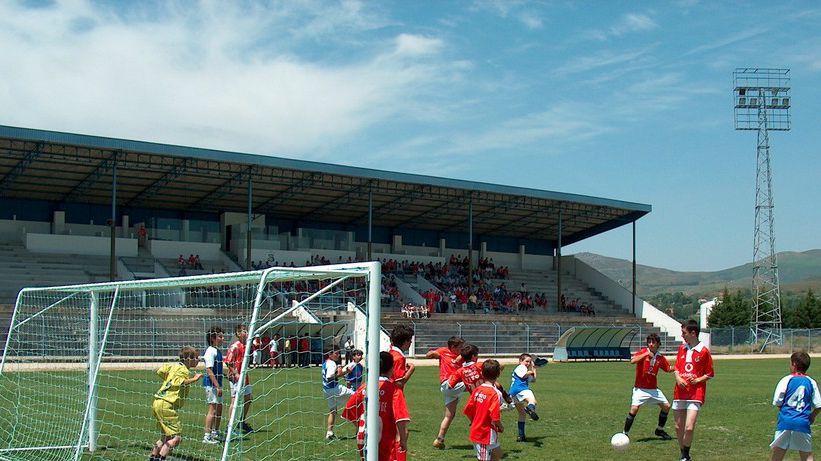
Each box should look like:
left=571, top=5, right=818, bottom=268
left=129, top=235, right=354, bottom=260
left=153, top=362, right=191, bottom=409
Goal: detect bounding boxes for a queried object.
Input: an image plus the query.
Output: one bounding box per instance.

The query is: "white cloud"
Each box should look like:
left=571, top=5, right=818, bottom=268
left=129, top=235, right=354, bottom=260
left=610, top=13, right=658, bottom=36
left=516, top=12, right=543, bottom=30
left=394, top=34, right=444, bottom=57
left=472, top=0, right=544, bottom=30
left=554, top=47, right=654, bottom=75
left=0, top=1, right=454, bottom=159
left=582, top=13, right=658, bottom=41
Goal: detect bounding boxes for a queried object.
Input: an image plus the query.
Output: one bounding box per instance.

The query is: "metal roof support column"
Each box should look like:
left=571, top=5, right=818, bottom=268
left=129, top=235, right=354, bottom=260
left=246, top=176, right=253, bottom=270
left=109, top=153, right=118, bottom=281
left=557, top=210, right=562, bottom=313
left=632, top=221, right=636, bottom=316
left=468, top=198, right=474, bottom=295
left=367, top=188, right=373, bottom=261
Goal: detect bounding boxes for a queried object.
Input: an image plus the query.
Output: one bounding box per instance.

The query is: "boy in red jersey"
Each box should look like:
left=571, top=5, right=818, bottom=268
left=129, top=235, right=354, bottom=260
left=464, top=359, right=504, bottom=461
left=673, top=320, right=714, bottom=461
left=447, top=344, right=484, bottom=393
left=388, top=324, right=416, bottom=388
left=225, top=324, right=254, bottom=434
left=342, top=351, right=410, bottom=461
left=426, top=336, right=465, bottom=449
left=622, top=333, right=674, bottom=440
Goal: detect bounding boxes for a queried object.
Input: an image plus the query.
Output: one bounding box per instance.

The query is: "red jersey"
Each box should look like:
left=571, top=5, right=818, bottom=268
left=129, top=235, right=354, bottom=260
left=673, top=342, right=714, bottom=403
left=433, top=347, right=463, bottom=383
left=633, top=347, right=671, bottom=389
left=342, top=377, right=410, bottom=460
left=389, top=346, right=407, bottom=382
left=447, top=361, right=483, bottom=392
left=225, top=340, right=250, bottom=385
left=464, top=382, right=502, bottom=444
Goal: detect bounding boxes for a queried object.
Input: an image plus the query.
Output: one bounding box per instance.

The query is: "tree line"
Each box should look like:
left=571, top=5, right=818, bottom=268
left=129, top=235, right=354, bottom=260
left=647, top=289, right=819, bottom=328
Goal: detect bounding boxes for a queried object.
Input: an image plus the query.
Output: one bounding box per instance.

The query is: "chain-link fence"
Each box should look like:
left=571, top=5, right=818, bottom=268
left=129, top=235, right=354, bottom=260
left=707, top=328, right=819, bottom=354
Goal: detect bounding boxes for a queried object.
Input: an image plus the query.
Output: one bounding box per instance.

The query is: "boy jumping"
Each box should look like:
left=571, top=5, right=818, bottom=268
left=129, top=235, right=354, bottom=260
left=427, top=336, right=465, bottom=449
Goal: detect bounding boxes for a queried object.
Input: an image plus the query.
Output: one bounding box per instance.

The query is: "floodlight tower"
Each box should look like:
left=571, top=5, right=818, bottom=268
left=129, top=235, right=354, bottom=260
left=733, top=68, right=790, bottom=349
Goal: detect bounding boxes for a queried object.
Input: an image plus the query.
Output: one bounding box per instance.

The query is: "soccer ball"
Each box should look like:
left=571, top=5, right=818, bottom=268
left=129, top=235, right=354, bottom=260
left=610, top=432, right=630, bottom=450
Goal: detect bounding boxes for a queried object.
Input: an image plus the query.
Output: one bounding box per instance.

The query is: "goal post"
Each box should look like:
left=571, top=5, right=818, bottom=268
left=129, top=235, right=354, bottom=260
left=0, top=262, right=382, bottom=461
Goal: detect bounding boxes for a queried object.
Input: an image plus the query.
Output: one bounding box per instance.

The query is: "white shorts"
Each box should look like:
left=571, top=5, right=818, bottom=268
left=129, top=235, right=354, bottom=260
left=229, top=381, right=252, bottom=397
left=631, top=387, right=669, bottom=407
left=474, top=429, right=499, bottom=461
left=771, top=430, right=812, bottom=453
left=324, top=386, right=355, bottom=411
left=204, top=386, right=223, bottom=405
left=512, top=389, right=535, bottom=404
left=441, top=380, right=465, bottom=405
left=672, top=400, right=702, bottom=411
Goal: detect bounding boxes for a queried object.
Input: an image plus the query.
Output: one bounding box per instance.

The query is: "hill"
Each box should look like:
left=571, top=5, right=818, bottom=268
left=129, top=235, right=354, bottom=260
left=575, top=250, right=821, bottom=297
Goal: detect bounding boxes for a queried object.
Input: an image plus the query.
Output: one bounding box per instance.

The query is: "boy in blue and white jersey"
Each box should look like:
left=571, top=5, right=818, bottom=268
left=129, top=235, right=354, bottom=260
left=323, top=346, right=355, bottom=440
left=344, top=349, right=364, bottom=389
left=202, top=326, right=225, bottom=444
left=770, top=351, right=821, bottom=461
left=509, top=353, right=539, bottom=442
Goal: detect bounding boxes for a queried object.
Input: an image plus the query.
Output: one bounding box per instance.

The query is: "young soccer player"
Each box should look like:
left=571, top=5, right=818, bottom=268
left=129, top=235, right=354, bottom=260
left=622, top=333, right=674, bottom=441
left=427, top=336, right=465, bottom=449
left=344, top=349, right=364, bottom=389
left=509, top=353, right=539, bottom=442
left=342, top=351, right=411, bottom=461
left=447, top=343, right=483, bottom=393
left=388, top=324, right=416, bottom=388
left=464, top=359, right=505, bottom=461
left=673, top=319, right=714, bottom=461
left=225, top=324, right=254, bottom=434
left=770, top=351, right=820, bottom=461
left=202, top=326, right=225, bottom=444
left=150, top=346, right=203, bottom=461
left=323, top=346, right=356, bottom=440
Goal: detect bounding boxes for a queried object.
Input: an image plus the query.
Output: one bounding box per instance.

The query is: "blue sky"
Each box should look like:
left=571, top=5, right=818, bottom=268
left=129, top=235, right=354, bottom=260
left=1, top=0, right=819, bottom=271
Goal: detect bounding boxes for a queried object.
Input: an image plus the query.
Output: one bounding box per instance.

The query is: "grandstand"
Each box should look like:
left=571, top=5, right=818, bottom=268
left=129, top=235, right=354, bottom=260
left=0, top=124, right=683, bottom=356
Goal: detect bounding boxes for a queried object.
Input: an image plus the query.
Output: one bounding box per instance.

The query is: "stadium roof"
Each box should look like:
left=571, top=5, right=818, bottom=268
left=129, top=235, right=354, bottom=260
left=0, top=125, right=650, bottom=246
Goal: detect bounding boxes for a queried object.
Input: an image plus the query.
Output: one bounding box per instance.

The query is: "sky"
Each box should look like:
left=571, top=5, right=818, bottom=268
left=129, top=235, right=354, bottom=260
left=1, top=0, right=819, bottom=272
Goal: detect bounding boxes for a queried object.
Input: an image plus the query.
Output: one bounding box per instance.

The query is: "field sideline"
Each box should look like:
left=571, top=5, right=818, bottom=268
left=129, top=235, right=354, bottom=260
left=0, top=357, right=815, bottom=460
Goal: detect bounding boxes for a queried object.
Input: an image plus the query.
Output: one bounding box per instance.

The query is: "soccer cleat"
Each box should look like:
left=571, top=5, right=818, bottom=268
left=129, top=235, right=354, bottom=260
left=238, top=422, right=254, bottom=434
left=202, top=435, right=219, bottom=444
left=655, top=428, right=673, bottom=440
left=432, top=438, right=445, bottom=449
left=325, top=432, right=336, bottom=441
left=516, top=436, right=527, bottom=442
left=524, top=406, right=539, bottom=421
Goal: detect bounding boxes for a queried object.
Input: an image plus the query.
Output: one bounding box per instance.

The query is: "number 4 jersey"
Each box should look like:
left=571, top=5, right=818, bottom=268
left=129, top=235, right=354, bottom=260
left=773, top=373, right=821, bottom=433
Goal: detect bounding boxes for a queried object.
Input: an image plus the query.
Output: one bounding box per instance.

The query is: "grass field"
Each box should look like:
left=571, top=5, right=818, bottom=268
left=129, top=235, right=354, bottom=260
left=0, top=358, right=812, bottom=460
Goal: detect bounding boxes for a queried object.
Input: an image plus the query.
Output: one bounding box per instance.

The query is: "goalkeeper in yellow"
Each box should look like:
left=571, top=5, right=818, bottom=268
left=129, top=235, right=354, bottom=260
left=150, top=346, right=203, bottom=461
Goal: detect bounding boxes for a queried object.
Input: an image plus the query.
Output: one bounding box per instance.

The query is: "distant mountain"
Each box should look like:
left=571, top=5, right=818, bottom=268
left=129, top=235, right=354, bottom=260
left=574, top=250, right=821, bottom=297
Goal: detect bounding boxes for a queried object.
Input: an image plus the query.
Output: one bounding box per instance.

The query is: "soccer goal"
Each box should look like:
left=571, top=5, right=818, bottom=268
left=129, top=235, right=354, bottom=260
left=0, top=262, right=383, bottom=461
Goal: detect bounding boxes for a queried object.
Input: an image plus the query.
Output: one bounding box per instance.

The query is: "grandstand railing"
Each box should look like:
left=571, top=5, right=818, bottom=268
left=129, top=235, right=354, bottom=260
left=409, top=324, right=820, bottom=357
left=409, top=320, right=673, bottom=357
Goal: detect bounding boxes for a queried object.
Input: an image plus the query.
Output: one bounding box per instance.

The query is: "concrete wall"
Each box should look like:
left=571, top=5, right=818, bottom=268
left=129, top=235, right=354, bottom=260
left=147, top=240, right=223, bottom=260
left=0, top=219, right=50, bottom=242
left=25, top=233, right=137, bottom=257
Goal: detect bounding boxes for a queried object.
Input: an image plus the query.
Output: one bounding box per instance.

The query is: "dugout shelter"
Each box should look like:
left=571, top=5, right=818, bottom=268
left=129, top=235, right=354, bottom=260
left=553, top=326, right=639, bottom=361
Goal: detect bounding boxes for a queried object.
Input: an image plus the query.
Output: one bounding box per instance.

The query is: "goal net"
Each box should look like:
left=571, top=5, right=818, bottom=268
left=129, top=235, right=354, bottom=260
left=0, top=262, right=383, bottom=461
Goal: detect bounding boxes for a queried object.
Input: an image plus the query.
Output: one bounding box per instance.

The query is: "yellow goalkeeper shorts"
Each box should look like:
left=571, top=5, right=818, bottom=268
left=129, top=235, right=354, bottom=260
left=152, top=399, right=181, bottom=436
